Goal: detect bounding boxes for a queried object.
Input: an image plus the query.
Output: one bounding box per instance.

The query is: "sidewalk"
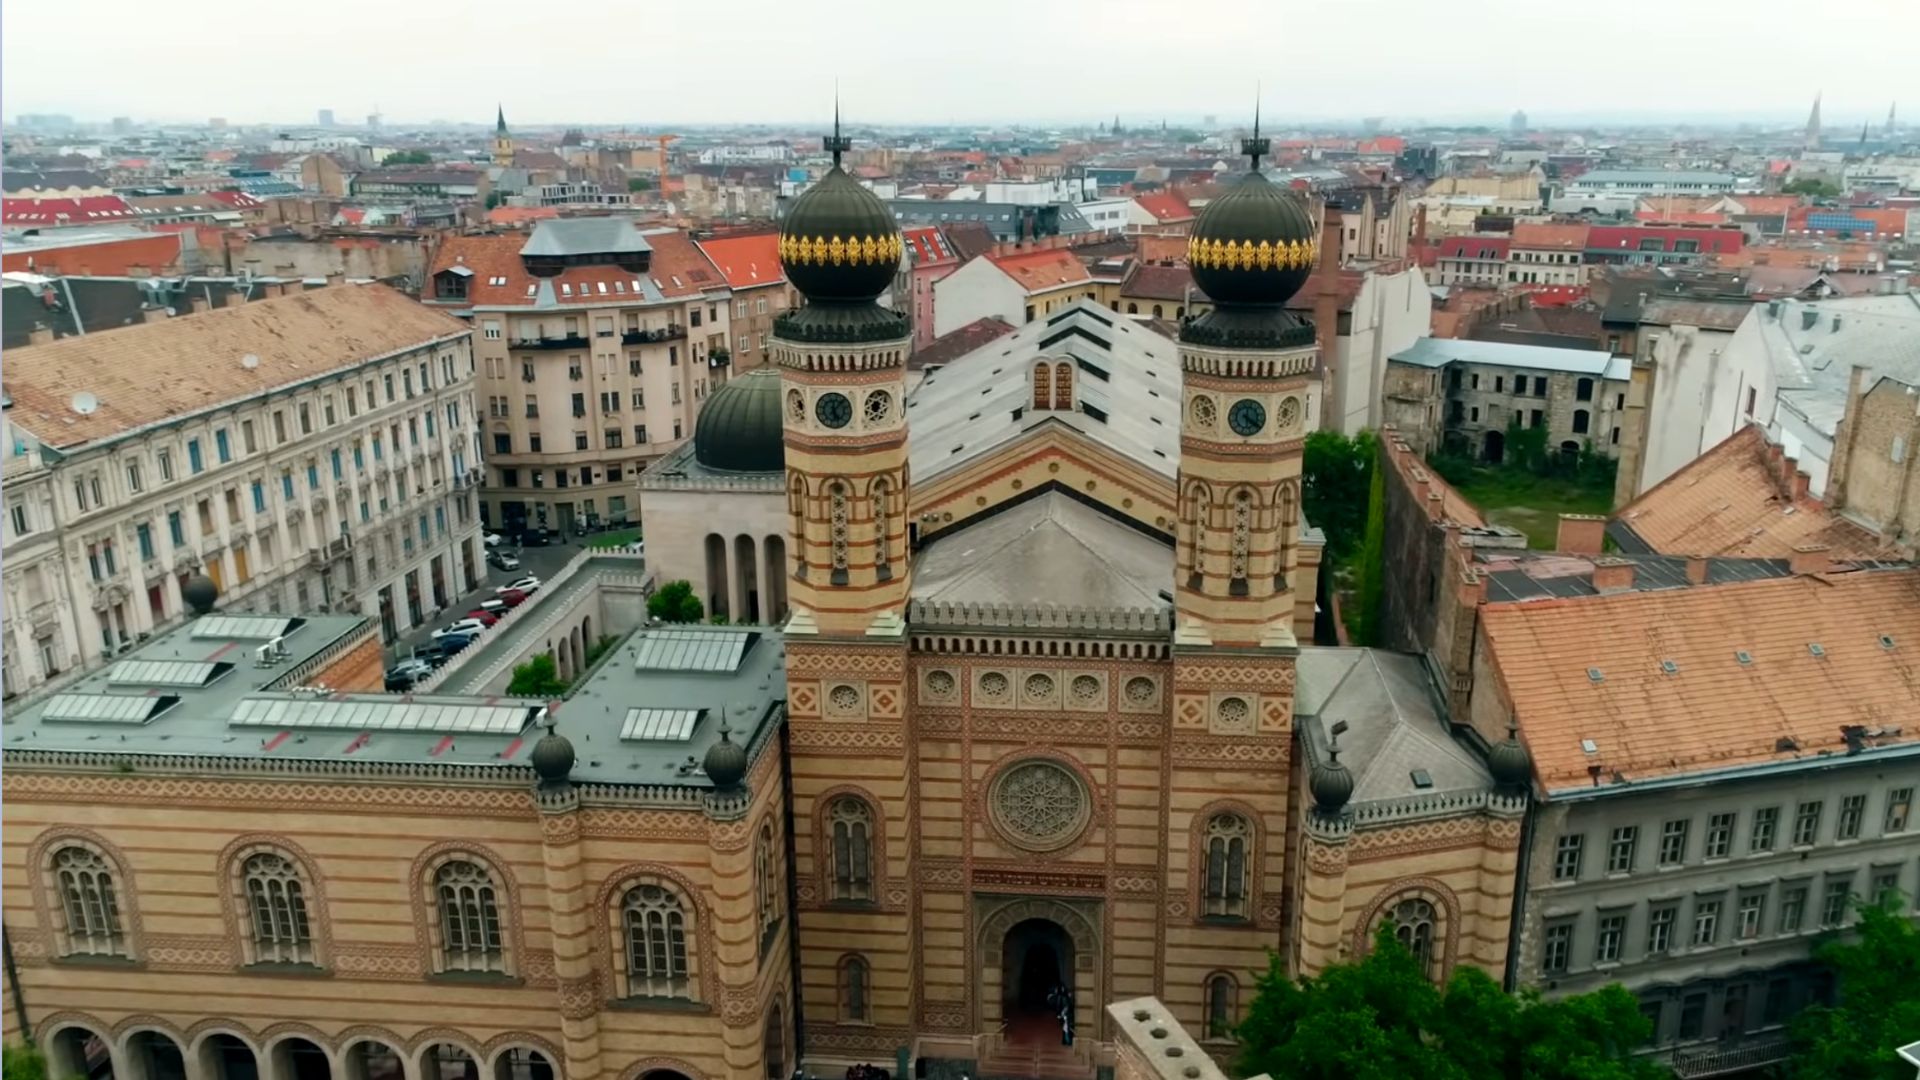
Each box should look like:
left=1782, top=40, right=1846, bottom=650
left=385, top=540, right=582, bottom=663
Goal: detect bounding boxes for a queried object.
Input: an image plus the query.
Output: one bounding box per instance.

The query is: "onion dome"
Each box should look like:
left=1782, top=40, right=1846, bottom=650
left=182, top=573, right=219, bottom=615
left=1180, top=122, right=1320, bottom=350
left=1488, top=725, right=1534, bottom=790
left=703, top=722, right=749, bottom=791
left=530, top=725, right=575, bottom=788
left=1310, top=748, right=1355, bottom=814
left=773, top=110, right=910, bottom=345
left=693, top=367, right=784, bottom=473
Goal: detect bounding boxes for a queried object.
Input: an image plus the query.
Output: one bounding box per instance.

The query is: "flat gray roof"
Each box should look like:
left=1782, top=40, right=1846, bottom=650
left=1391, top=335, right=1629, bottom=379
left=520, top=217, right=652, bottom=258
left=4, top=600, right=784, bottom=790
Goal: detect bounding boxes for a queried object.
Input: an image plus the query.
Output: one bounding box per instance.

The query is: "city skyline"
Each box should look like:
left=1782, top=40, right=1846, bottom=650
left=4, top=0, right=1915, bottom=129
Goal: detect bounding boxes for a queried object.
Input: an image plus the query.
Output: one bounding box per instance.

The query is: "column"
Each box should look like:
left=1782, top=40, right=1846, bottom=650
left=538, top=791, right=605, bottom=1080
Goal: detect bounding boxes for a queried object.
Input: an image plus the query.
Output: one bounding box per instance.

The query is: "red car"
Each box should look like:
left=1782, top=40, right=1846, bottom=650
left=464, top=609, right=500, bottom=627
left=497, top=588, right=529, bottom=608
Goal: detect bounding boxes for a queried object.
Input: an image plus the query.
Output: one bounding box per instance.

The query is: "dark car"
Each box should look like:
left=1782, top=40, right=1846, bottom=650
left=384, top=658, right=435, bottom=691
left=434, top=631, right=479, bottom=658
left=518, top=528, right=551, bottom=548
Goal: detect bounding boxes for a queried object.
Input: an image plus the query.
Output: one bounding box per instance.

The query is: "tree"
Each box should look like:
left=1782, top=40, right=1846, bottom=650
left=506, top=653, right=566, bottom=697
left=382, top=149, right=433, bottom=166
left=1348, top=439, right=1387, bottom=646
left=1238, top=927, right=1667, bottom=1080
left=1301, top=430, right=1377, bottom=564
left=5, top=1043, right=50, bottom=1080
left=648, top=580, right=704, bottom=624
left=1782, top=178, right=1841, bottom=198
left=1790, top=898, right=1920, bottom=1080
left=627, top=176, right=654, bottom=192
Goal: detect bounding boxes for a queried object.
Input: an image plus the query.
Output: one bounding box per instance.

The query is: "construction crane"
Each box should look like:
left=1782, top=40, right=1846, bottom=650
left=648, top=134, right=681, bottom=182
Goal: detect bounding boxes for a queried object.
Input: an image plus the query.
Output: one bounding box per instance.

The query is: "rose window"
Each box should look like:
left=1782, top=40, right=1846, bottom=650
left=1024, top=673, right=1055, bottom=699
left=979, top=672, right=1010, bottom=701
left=1070, top=675, right=1101, bottom=703
left=828, top=685, right=861, bottom=712
left=990, top=761, right=1090, bottom=851
left=926, top=670, right=956, bottom=699
left=1124, top=677, right=1155, bottom=704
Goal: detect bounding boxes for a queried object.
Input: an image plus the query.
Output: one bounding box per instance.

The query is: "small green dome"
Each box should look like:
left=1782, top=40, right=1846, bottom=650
left=703, top=723, right=749, bottom=790
left=778, top=167, right=902, bottom=304
left=530, top=729, right=575, bottom=787
left=1310, top=754, right=1354, bottom=814
left=693, top=367, right=785, bottom=473
left=1186, top=170, right=1319, bottom=307
left=183, top=573, right=219, bottom=615
left=1488, top=731, right=1533, bottom=789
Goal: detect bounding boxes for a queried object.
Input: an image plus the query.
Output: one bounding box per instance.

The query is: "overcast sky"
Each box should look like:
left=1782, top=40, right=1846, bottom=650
left=5, top=0, right=1915, bottom=129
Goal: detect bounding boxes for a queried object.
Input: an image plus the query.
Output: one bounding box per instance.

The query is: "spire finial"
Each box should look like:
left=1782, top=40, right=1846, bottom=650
left=824, top=83, right=851, bottom=168
left=496, top=104, right=507, bottom=135
left=1241, top=84, right=1270, bottom=173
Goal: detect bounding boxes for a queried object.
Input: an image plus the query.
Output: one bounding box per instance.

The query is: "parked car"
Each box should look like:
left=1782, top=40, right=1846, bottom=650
left=434, top=632, right=478, bottom=658
left=497, top=576, right=542, bottom=596
left=433, top=618, right=489, bottom=640
left=518, top=528, right=552, bottom=548
left=413, top=647, right=450, bottom=670
left=487, top=550, right=521, bottom=571
left=497, top=588, right=530, bottom=608
left=473, top=598, right=510, bottom=617
left=483, top=532, right=504, bottom=548
left=463, top=609, right=500, bottom=628
left=384, top=658, right=435, bottom=691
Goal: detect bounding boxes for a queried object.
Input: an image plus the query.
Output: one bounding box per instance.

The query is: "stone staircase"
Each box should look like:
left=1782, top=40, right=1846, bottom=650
left=976, top=1025, right=1098, bottom=1080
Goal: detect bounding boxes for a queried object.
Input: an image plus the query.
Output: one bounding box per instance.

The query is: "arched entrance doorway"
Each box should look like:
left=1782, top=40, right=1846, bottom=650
left=1001, top=918, right=1074, bottom=1044
left=48, top=1025, right=114, bottom=1080
left=269, top=1038, right=331, bottom=1080
left=129, top=1032, right=189, bottom=1080
left=1482, top=429, right=1506, bottom=464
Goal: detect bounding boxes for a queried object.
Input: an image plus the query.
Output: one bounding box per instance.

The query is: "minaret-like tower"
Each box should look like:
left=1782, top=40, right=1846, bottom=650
left=1173, top=109, right=1319, bottom=650
left=773, top=109, right=912, bottom=638
left=492, top=105, right=514, bottom=167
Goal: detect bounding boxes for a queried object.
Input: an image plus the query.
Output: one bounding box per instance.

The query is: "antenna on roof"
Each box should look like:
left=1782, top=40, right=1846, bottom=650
left=1242, top=83, right=1269, bottom=174
left=824, top=83, right=851, bottom=169
left=70, top=390, right=99, bottom=416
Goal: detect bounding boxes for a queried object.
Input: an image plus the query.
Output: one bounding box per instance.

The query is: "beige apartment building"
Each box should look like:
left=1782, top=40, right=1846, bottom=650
left=695, top=231, right=797, bottom=375
left=428, top=219, right=734, bottom=534
left=0, top=285, right=484, bottom=696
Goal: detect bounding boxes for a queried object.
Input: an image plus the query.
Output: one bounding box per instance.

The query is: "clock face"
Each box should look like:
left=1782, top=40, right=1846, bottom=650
left=1228, top=398, right=1267, bottom=437
left=815, top=392, right=853, bottom=429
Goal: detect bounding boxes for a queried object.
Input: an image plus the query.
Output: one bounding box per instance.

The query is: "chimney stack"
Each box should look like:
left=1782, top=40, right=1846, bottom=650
left=1789, top=544, right=1831, bottom=576
left=1685, top=554, right=1711, bottom=585
left=188, top=294, right=210, bottom=315
left=27, top=323, right=54, bottom=345
left=1556, top=513, right=1608, bottom=554
left=1591, top=557, right=1637, bottom=594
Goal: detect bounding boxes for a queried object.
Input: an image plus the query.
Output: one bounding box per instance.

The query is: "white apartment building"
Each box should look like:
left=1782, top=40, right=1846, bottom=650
left=0, top=284, right=484, bottom=698
left=426, top=218, right=733, bottom=535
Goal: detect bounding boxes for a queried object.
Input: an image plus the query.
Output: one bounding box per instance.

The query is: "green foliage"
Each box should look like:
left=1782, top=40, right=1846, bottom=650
left=1790, top=897, right=1920, bottom=1080
left=1348, top=441, right=1387, bottom=646
left=581, top=634, right=619, bottom=671
left=5, top=1042, right=50, bottom=1080
left=484, top=192, right=503, bottom=210
left=382, top=149, right=433, bottom=166
left=1301, top=429, right=1378, bottom=563
left=627, top=176, right=654, bottom=192
left=1782, top=178, right=1841, bottom=197
left=1237, top=927, right=1667, bottom=1080
left=710, top=614, right=731, bottom=626
left=647, top=580, right=704, bottom=624
left=506, top=653, right=566, bottom=697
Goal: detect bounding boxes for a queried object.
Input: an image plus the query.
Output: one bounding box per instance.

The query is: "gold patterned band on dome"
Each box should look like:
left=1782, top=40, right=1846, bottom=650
left=1186, top=236, right=1318, bottom=272
left=778, top=232, right=905, bottom=267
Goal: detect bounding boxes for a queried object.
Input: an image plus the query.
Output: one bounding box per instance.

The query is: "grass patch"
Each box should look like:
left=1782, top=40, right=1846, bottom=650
left=1443, top=465, right=1614, bottom=548
left=588, top=527, right=642, bottom=549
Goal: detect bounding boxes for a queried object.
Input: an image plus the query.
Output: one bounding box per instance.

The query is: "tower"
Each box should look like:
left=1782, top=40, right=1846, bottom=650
left=771, top=108, right=918, bottom=1049
left=492, top=104, right=514, bottom=167
left=1805, top=92, right=1823, bottom=152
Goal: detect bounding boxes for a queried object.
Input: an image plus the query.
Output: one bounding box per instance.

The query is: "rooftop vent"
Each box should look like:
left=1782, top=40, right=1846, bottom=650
left=1586, top=667, right=1604, bottom=683
left=1880, top=634, right=1896, bottom=650
left=1410, top=768, right=1433, bottom=789
left=1808, top=643, right=1826, bottom=658
left=1580, top=738, right=1599, bottom=754
left=1660, top=659, right=1679, bottom=675
left=1735, top=650, right=1753, bottom=665
left=1775, top=736, right=1799, bottom=753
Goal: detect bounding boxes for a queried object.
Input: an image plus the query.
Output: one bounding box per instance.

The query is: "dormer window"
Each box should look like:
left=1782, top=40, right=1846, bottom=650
left=433, top=267, right=471, bottom=300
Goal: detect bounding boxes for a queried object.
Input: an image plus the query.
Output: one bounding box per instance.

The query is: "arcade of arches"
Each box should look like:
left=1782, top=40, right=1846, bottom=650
left=37, top=1018, right=579, bottom=1080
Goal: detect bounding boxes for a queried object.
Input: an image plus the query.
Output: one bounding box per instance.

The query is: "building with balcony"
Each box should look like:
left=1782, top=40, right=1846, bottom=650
left=426, top=218, right=734, bottom=535
left=0, top=284, right=484, bottom=697
left=695, top=231, right=797, bottom=374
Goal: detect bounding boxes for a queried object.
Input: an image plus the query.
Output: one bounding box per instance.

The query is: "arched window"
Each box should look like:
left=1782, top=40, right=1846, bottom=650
left=1152, top=304, right=1164, bottom=319
left=1054, top=362, right=1073, bottom=410
left=621, top=884, right=690, bottom=998
left=830, top=798, right=874, bottom=901
left=1127, top=302, right=1138, bottom=314
left=1032, top=363, right=1051, bottom=410
left=51, top=846, right=126, bottom=957
left=842, top=955, right=871, bottom=1023
left=434, top=859, right=505, bottom=973
left=755, top=822, right=781, bottom=948
left=1388, top=898, right=1436, bottom=980
left=1205, top=974, right=1238, bottom=1040
left=1572, top=409, right=1591, bottom=435
left=1228, top=489, right=1254, bottom=593
left=1203, top=814, right=1250, bottom=919
left=243, top=852, right=313, bottom=964
left=827, top=482, right=850, bottom=585
left=1183, top=483, right=1209, bottom=584
left=787, top=474, right=807, bottom=576
left=871, top=479, right=892, bottom=581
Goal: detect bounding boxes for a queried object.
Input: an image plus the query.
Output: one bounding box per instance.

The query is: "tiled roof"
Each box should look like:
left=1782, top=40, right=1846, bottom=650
left=1121, top=263, right=1193, bottom=302
left=901, top=226, right=958, bottom=267
left=2, top=285, right=469, bottom=450
left=1132, top=192, right=1193, bottom=222
left=1632, top=210, right=1730, bottom=226
left=1725, top=195, right=1800, bottom=216
left=1612, top=424, right=1889, bottom=560
left=1, top=169, right=108, bottom=193
left=1510, top=222, right=1590, bottom=251
left=943, top=221, right=997, bottom=262
left=1587, top=224, right=1744, bottom=256
left=428, top=226, right=722, bottom=309
left=204, top=190, right=264, bottom=210
left=2, top=196, right=137, bottom=224
left=1482, top=566, right=1920, bottom=790
left=695, top=232, right=785, bottom=290
left=989, top=247, right=1092, bottom=293
left=638, top=227, right=726, bottom=298
left=1436, top=235, right=1511, bottom=260
left=910, top=316, right=1015, bottom=370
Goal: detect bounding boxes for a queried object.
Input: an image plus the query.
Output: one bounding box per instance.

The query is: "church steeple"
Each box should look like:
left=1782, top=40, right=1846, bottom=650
left=1805, top=92, right=1823, bottom=152
left=492, top=105, right=514, bottom=167
left=496, top=104, right=508, bottom=135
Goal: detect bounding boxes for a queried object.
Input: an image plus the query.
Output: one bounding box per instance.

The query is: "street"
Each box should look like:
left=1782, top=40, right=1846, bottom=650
left=384, top=539, right=588, bottom=666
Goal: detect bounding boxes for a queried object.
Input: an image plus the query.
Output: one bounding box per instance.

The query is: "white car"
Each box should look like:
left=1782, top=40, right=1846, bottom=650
left=432, top=618, right=489, bottom=639
left=497, top=576, right=541, bottom=596
left=483, top=532, right=504, bottom=548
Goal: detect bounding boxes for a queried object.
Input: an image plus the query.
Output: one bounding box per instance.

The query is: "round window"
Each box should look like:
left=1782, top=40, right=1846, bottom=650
left=989, top=759, right=1091, bottom=852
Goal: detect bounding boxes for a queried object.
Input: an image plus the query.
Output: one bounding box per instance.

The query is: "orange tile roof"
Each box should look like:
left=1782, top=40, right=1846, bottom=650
left=639, top=227, right=726, bottom=298
left=1726, top=195, right=1800, bottom=216
left=3, top=285, right=468, bottom=450
left=1510, top=222, right=1590, bottom=251
left=429, top=226, right=723, bottom=308
left=1613, top=425, right=1889, bottom=560
left=989, top=247, right=1092, bottom=293
left=695, top=232, right=785, bottom=290
left=1482, top=567, right=1920, bottom=790
left=1133, top=192, right=1194, bottom=223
